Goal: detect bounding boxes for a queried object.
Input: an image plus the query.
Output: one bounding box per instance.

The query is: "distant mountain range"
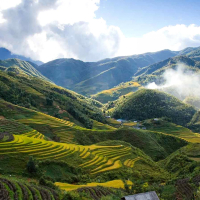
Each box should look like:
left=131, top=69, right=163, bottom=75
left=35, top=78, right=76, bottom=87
left=1, top=46, right=200, bottom=97
left=36, top=49, right=178, bottom=96
left=0, top=47, right=43, bottom=65
left=36, top=46, right=200, bottom=96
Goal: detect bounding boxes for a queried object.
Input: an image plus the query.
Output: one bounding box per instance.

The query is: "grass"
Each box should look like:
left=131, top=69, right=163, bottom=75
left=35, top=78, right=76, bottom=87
left=91, top=81, right=141, bottom=103
left=0, top=99, right=115, bottom=144
left=55, top=179, right=132, bottom=191
left=124, top=157, right=141, bottom=168
left=0, top=134, right=140, bottom=175
left=142, top=118, right=200, bottom=143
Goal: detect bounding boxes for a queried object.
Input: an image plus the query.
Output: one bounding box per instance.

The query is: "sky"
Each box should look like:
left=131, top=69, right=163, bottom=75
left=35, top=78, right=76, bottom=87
left=0, top=0, right=200, bottom=63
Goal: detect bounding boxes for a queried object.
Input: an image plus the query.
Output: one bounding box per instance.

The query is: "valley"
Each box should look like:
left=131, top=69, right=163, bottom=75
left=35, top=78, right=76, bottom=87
left=1, top=46, right=200, bottom=199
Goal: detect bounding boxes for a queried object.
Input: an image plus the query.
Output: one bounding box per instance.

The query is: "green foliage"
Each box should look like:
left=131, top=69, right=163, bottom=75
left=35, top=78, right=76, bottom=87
left=111, top=89, right=196, bottom=126
left=75, top=127, right=187, bottom=161
left=0, top=58, right=49, bottom=81
left=91, top=81, right=141, bottom=104
left=39, top=176, right=57, bottom=190
left=0, top=69, right=105, bottom=129
left=27, top=157, right=37, bottom=174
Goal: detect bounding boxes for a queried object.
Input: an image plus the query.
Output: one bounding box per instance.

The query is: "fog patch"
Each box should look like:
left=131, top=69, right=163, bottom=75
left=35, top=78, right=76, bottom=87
left=146, top=64, right=200, bottom=107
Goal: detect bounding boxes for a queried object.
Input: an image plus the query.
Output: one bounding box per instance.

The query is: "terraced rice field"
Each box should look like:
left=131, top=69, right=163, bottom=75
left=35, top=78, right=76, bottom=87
left=55, top=180, right=132, bottom=191
left=18, top=111, right=77, bottom=143
left=0, top=118, right=47, bottom=140
left=22, top=130, right=45, bottom=140
left=146, top=121, right=200, bottom=143
left=80, top=146, right=133, bottom=174
left=124, top=157, right=140, bottom=168
left=0, top=177, right=59, bottom=200
left=0, top=135, right=135, bottom=174
left=0, top=119, right=32, bottom=135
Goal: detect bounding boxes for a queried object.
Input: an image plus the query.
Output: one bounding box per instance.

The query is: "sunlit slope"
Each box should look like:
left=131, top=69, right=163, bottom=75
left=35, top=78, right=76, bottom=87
left=91, top=81, right=141, bottom=103
left=142, top=118, right=200, bottom=143
left=0, top=58, right=48, bottom=81
left=0, top=118, right=48, bottom=140
left=0, top=100, right=115, bottom=144
left=0, top=100, right=187, bottom=161
left=111, top=89, right=196, bottom=126
left=0, top=69, right=105, bottom=129
left=55, top=180, right=132, bottom=191
left=0, top=134, right=157, bottom=176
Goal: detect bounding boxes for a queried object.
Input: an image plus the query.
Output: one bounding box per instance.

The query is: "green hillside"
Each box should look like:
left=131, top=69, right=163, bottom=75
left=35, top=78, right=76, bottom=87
left=91, top=81, right=141, bottom=103
left=2, top=47, right=200, bottom=199
left=37, top=49, right=178, bottom=96
left=0, top=69, right=105, bottom=129
left=0, top=58, right=48, bottom=81
left=111, top=89, right=196, bottom=126
left=0, top=99, right=186, bottom=161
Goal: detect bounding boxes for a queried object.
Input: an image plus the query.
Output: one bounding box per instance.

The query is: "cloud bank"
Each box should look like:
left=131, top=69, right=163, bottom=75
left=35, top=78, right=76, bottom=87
left=147, top=64, right=200, bottom=100
left=1, top=1, right=200, bottom=62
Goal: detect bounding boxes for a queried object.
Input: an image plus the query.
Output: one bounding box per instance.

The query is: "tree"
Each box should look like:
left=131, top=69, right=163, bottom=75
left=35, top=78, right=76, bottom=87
left=46, top=97, right=53, bottom=106
left=27, top=157, right=37, bottom=173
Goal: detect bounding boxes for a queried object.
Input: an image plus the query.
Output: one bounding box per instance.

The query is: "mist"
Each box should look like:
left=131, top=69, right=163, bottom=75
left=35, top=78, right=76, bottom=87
left=146, top=64, right=200, bottom=106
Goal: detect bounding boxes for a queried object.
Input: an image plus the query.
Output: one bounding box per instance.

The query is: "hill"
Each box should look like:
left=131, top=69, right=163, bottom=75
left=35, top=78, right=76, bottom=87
left=0, top=47, right=43, bottom=65
left=111, top=89, right=196, bottom=126
left=140, top=118, right=200, bottom=143
left=0, top=69, right=105, bottom=129
left=134, top=56, right=199, bottom=83
left=37, top=49, right=178, bottom=96
left=91, top=81, right=142, bottom=103
left=0, top=99, right=187, bottom=161
left=0, top=58, right=49, bottom=81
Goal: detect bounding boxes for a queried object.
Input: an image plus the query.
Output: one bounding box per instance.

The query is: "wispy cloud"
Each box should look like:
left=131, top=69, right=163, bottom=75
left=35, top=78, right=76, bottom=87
left=147, top=64, right=200, bottom=100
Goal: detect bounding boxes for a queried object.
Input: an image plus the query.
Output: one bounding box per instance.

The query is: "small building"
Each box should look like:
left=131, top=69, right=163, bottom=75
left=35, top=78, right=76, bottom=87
left=154, top=118, right=159, bottom=121
left=117, top=119, right=127, bottom=123
left=121, top=191, right=160, bottom=200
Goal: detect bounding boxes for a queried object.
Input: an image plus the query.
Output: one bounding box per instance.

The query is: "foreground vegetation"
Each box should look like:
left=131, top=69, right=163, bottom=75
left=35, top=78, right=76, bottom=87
left=2, top=55, right=200, bottom=199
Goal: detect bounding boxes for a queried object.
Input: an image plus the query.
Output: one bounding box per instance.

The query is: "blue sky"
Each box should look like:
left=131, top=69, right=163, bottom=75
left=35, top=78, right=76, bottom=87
left=0, top=0, right=200, bottom=62
left=97, top=0, right=200, bottom=37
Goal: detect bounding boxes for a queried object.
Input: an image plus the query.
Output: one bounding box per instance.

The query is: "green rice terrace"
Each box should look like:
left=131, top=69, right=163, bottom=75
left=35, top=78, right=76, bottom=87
left=1, top=98, right=200, bottom=200
left=1, top=74, right=200, bottom=199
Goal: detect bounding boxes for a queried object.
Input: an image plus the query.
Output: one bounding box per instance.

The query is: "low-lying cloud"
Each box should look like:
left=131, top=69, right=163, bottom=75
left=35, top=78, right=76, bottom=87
left=147, top=64, right=200, bottom=101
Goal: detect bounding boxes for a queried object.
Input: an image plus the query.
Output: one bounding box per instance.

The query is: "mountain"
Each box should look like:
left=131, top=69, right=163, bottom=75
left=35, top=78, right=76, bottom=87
left=0, top=47, right=43, bottom=65
left=111, top=89, right=196, bottom=126
left=0, top=58, right=49, bottom=81
left=178, top=46, right=200, bottom=61
left=135, top=56, right=200, bottom=76
left=134, top=55, right=200, bottom=86
left=0, top=68, right=105, bottom=130
left=91, top=81, right=142, bottom=103
left=2, top=46, right=200, bottom=199
left=36, top=49, right=179, bottom=96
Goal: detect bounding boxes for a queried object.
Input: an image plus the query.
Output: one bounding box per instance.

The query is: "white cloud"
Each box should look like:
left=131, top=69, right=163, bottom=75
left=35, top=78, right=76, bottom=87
left=0, top=0, right=22, bottom=11
left=38, top=0, right=100, bottom=26
left=117, top=24, right=200, bottom=56
left=1, top=1, right=200, bottom=63
left=0, top=0, right=22, bottom=23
